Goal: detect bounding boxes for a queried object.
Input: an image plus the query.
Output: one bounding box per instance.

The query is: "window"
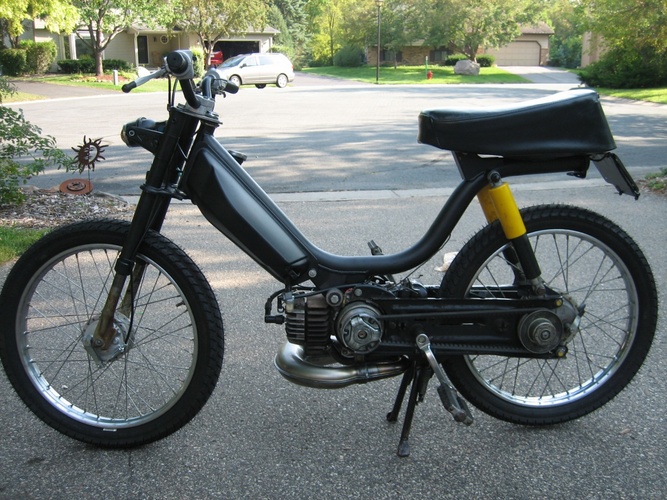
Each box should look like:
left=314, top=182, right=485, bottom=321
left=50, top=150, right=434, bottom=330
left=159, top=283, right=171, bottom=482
left=381, top=50, right=402, bottom=63
left=429, top=48, right=448, bottom=63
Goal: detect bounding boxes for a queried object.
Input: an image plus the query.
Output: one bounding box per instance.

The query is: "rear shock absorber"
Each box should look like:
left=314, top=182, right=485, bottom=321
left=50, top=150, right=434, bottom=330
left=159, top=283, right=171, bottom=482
left=478, top=171, right=545, bottom=295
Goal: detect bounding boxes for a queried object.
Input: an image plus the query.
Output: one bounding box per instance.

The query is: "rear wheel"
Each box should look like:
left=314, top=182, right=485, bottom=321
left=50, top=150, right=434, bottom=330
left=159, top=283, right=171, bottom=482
left=440, top=205, right=657, bottom=425
left=0, top=219, right=224, bottom=447
left=276, top=73, right=288, bottom=88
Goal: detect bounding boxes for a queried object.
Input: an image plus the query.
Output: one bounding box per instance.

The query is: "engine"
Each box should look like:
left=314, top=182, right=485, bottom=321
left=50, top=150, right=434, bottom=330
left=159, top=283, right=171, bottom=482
left=282, top=287, right=388, bottom=358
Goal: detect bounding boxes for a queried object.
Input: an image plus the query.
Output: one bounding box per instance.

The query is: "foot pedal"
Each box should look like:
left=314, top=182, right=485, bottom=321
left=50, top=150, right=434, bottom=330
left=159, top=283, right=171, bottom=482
left=437, top=384, right=473, bottom=425
left=416, top=333, right=473, bottom=426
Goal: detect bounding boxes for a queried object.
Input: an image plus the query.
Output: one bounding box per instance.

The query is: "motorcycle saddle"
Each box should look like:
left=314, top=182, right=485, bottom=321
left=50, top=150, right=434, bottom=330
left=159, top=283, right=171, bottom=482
left=418, top=88, right=616, bottom=159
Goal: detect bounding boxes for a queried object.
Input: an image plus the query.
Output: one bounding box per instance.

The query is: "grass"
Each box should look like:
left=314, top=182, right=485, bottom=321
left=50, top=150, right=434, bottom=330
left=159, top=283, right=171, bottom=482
left=643, top=168, right=667, bottom=192
left=595, top=87, right=667, bottom=104
left=0, top=226, right=49, bottom=265
left=302, top=65, right=528, bottom=84
left=3, top=73, right=171, bottom=102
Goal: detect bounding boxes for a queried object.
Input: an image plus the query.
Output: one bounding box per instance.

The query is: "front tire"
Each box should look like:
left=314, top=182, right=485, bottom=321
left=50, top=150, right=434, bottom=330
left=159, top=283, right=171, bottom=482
left=440, top=205, right=657, bottom=425
left=0, top=219, right=224, bottom=447
left=229, top=75, right=241, bottom=87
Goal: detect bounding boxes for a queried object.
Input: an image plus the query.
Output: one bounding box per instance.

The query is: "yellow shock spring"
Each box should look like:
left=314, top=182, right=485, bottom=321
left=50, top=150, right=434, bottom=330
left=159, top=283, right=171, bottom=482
left=478, top=182, right=526, bottom=240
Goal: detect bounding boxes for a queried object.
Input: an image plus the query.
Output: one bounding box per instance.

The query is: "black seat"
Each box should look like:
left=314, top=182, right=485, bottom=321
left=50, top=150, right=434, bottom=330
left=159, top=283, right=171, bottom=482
left=418, top=88, right=616, bottom=158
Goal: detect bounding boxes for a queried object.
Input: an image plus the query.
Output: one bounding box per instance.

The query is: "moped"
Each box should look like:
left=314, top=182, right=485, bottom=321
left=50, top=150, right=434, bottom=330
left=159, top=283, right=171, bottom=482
left=0, top=50, right=657, bottom=457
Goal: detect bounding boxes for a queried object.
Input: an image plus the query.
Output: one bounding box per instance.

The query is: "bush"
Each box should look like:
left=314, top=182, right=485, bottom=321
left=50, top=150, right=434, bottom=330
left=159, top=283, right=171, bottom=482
left=102, top=59, right=133, bottom=72
left=190, top=47, right=205, bottom=78
left=334, top=46, right=364, bottom=67
left=20, top=40, right=57, bottom=74
left=444, top=54, right=468, bottom=66
left=0, top=106, right=71, bottom=205
left=57, top=58, right=95, bottom=74
left=579, top=46, right=667, bottom=88
left=476, top=54, right=495, bottom=67
left=0, top=49, right=27, bottom=76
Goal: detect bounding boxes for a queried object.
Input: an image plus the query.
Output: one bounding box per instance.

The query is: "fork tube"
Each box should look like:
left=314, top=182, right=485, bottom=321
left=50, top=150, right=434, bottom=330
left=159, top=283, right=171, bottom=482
left=486, top=172, right=543, bottom=290
left=93, top=108, right=199, bottom=348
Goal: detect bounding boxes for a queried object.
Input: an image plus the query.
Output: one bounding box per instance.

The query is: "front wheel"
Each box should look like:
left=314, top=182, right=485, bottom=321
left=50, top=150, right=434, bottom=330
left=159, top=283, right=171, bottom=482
left=229, top=75, right=241, bottom=87
left=440, top=205, right=657, bottom=425
left=0, top=219, right=224, bottom=447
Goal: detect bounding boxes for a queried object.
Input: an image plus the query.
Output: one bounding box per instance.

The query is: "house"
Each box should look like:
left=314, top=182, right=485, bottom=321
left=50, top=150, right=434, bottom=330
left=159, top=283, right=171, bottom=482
left=19, top=19, right=279, bottom=71
left=369, top=23, right=554, bottom=67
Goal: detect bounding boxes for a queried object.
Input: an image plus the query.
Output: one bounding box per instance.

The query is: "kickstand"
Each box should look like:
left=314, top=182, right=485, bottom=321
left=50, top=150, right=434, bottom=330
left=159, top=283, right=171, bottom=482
left=387, top=362, right=433, bottom=457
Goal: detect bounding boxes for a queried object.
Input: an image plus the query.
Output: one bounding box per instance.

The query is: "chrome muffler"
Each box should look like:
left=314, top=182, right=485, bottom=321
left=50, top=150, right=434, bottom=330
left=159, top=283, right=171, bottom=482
left=274, top=342, right=409, bottom=389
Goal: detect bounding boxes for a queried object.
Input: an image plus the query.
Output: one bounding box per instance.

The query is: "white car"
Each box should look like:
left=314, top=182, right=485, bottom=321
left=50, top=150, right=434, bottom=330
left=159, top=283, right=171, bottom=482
left=216, top=53, right=295, bottom=88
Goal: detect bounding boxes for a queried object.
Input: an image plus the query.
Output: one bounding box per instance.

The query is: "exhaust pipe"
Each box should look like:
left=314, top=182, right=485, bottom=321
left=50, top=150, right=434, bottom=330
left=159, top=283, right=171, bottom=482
left=274, top=342, right=409, bottom=389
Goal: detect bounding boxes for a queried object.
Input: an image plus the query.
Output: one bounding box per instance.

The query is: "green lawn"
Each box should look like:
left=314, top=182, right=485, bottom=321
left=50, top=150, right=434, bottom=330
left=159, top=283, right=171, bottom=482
left=3, top=73, right=171, bottom=102
left=0, top=226, right=49, bottom=265
left=595, top=87, right=667, bottom=104
left=302, top=65, right=528, bottom=85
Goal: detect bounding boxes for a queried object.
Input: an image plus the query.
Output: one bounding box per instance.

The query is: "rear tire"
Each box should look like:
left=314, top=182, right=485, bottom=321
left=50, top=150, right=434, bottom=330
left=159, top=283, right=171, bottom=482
left=276, top=73, right=288, bottom=88
left=0, top=219, right=224, bottom=447
left=440, top=205, right=657, bottom=425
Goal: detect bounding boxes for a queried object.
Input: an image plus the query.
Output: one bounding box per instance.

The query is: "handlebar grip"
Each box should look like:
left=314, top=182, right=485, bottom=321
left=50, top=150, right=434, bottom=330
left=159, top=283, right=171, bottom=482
left=122, top=82, right=137, bottom=93
left=166, top=51, right=192, bottom=77
left=225, top=81, right=239, bottom=94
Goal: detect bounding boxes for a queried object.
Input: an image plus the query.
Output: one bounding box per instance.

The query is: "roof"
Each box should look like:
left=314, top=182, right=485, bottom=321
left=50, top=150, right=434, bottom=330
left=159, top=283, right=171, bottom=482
left=520, top=22, right=555, bottom=35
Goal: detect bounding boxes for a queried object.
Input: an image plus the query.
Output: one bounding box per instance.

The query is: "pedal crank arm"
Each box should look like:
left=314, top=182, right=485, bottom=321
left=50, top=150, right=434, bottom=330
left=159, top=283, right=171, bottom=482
left=415, top=333, right=473, bottom=425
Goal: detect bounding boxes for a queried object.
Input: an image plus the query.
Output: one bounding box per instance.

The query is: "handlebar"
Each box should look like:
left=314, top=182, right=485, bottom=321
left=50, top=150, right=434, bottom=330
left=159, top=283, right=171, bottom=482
left=122, top=50, right=239, bottom=109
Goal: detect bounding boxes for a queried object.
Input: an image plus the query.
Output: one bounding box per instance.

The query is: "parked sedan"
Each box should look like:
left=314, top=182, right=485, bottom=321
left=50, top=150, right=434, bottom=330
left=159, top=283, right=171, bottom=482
left=216, top=53, right=295, bottom=88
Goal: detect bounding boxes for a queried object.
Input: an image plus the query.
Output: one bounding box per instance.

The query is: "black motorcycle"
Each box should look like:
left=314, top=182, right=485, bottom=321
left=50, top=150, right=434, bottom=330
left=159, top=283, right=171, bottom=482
left=0, top=51, right=657, bottom=457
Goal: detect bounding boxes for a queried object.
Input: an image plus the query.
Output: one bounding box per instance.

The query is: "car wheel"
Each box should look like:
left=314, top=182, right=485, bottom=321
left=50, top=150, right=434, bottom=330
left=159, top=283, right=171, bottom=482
left=255, top=84, right=266, bottom=89
left=229, top=75, right=241, bottom=87
left=276, top=74, right=288, bottom=88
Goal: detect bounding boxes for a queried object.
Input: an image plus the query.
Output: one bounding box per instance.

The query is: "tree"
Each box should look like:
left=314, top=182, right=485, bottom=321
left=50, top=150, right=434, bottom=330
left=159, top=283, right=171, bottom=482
left=546, top=0, right=586, bottom=68
left=72, top=0, right=174, bottom=77
left=579, top=0, right=667, bottom=87
left=418, top=0, right=545, bottom=61
left=0, top=0, right=78, bottom=48
left=174, top=0, right=268, bottom=65
left=581, top=0, right=667, bottom=54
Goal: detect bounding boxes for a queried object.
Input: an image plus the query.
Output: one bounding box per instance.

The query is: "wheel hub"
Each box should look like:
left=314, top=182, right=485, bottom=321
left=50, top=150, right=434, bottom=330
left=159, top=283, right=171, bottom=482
left=82, top=314, right=131, bottom=364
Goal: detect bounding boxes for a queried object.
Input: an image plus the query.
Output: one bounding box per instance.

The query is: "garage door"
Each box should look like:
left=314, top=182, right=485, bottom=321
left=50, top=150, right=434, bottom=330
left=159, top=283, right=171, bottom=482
left=487, top=41, right=541, bottom=66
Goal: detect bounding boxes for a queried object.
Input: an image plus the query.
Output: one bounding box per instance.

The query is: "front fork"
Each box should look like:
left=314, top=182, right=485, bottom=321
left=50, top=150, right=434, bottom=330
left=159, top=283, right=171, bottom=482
left=88, top=108, right=200, bottom=356
left=477, top=170, right=545, bottom=295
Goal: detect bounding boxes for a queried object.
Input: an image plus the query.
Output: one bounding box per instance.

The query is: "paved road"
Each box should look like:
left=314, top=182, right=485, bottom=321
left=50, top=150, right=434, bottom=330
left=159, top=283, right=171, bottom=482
left=7, top=71, right=666, bottom=196
left=1, top=69, right=666, bottom=498
left=1, top=186, right=665, bottom=499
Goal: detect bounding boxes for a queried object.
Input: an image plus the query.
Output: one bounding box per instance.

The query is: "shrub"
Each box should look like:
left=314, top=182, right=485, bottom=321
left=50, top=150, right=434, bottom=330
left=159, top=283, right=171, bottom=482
left=579, top=46, right=667, bottom=89
left=444, top=54, right=468, bottom=66
left=20, top=40, right=57, bottom=74
left=0, top=106, right=71, bottom=205
left=334, top=46, right=364, bottom=67
left=0, top=49, right=27, bottom=76
left=190, top=47, right=205, bottom=78
left=477, top=54, right=495, bottom=67
left=57, top=58, right=95, bottom=74
left=103, top=59, right=133, bottom=72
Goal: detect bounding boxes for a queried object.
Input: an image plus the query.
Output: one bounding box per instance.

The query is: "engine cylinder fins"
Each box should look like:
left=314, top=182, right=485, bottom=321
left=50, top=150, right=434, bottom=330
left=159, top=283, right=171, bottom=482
left=284, top=294, right=331, bottom=354
left=274, top=342, right=409, bottom=389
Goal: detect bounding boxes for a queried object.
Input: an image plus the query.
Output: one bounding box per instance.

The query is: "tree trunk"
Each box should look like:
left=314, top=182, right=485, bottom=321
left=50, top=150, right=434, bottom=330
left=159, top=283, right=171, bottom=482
left=95, top=50, right=104, bottom=78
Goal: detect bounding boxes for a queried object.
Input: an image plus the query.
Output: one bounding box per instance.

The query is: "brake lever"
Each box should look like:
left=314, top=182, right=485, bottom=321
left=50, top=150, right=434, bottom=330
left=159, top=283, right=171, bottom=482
left=122, top=67, right=168, bottom=93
